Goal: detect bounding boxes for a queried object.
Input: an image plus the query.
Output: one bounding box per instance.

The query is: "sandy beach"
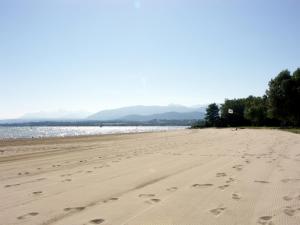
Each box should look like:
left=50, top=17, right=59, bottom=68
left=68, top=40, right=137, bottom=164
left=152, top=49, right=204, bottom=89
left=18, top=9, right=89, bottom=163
left=1, top=128, right=300, bottom=225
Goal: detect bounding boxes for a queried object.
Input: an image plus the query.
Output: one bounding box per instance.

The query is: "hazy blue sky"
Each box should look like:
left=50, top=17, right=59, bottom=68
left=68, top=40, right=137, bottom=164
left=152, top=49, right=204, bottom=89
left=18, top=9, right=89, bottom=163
left=0, top=0, right=299, bottom=119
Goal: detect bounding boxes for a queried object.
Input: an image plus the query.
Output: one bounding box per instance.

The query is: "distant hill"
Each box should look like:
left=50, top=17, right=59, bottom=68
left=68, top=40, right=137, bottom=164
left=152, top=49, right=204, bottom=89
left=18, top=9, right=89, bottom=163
left=88, top=105, right=206, bottom=121
left=0, top=105, right=206, bottom=125
left=119, top=111, right=204, bottom=121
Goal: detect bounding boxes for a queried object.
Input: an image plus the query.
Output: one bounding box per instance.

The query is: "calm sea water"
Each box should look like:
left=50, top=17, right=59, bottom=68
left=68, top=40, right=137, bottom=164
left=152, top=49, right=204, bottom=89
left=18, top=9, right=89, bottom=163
left=0, top=126, right=187, bottom=139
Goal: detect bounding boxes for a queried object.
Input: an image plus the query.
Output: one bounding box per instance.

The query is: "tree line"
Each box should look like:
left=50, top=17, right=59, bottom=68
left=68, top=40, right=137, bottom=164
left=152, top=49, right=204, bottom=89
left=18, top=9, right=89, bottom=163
left=195, top=68, right=300, bottom=128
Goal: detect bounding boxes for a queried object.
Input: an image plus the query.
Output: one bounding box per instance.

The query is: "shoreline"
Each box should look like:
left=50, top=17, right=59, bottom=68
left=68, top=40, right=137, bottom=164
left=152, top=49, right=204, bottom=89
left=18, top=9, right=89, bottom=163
left=0, top=126, right=187, bottom=143
left=0, top=129, right=184, bottom=147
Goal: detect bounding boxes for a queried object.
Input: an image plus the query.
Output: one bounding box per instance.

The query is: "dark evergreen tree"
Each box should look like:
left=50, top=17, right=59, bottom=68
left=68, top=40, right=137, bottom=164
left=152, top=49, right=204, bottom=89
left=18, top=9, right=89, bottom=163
left=205, top=103, right=220, bottom=127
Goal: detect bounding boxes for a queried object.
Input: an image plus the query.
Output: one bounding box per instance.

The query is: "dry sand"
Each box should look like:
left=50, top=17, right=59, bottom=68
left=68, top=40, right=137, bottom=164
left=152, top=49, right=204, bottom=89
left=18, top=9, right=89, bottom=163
left=0, top=128, right=300, bottom=225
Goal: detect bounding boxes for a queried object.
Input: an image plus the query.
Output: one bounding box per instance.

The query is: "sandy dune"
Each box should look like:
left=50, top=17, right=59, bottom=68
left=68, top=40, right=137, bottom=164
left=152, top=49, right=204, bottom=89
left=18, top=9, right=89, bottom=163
left=0, top=128, right=300, bottom=225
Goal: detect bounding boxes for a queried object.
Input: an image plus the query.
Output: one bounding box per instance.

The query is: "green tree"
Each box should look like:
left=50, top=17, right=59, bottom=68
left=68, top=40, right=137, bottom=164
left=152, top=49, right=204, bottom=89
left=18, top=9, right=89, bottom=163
left=290, top=68, right=300, bottom=125
left=220, top=98, right=249, bottom=127
left=244, top=96, right=268, bottom=126
left=266, top=69, right=300, bottom=126
left=205, top=103, right=220, bottom=127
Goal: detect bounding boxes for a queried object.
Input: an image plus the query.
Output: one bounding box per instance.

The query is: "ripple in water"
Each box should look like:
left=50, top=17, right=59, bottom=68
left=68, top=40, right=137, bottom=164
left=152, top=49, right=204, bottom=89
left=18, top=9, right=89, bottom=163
left=0, top=126, right=186, bottom=139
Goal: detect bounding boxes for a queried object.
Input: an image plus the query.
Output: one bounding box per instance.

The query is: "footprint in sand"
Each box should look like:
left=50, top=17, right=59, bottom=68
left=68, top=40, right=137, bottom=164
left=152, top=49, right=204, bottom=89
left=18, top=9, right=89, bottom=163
left=52, top=164, right=61, bottom=168
left=89, top=218, right=105, bottom=224
left=232, top=193, right=241, bottom=200
left=281, top=178, right=300, bottom=183
left=226, top=177, right=235, bottom=184
left=284, top=208, right=295, bottom=216
left=257, top=216, right=273, bottom=225
left=216, top=173, right=227, bottom=177
left=209, top=207, right=226, bottom=216
left=139, top=194, right=160, bottom=204
left=94, top=166, right=103, bottom=169
left=192, top=184, right=213, bottom=188
left=283, top=195, right=293, bottom=201
left=139, top=194, right=156, bottom=198
left=17, top=212, right=39, bottom=220
left=166, top=187, right=178, bottom=192
left=283, top=206, right=300, bottom=216
left=145, top=198, right=161, bottom=204
left=218, top=185, right=230, bottom=190
left=233, top=165, right=243, bottom=171
left=64, top=207, right=85, bottom=212
left=254, top=180, right=270, bottom=184
left=62, top=179, right=72, bottom=182
left=18, top=171, right=30, bottom=176
left=5, top=183, right=21, bottom=188
left=103, top=197, right=119, bottom=203
left=61, top=174, right=72, bottom=177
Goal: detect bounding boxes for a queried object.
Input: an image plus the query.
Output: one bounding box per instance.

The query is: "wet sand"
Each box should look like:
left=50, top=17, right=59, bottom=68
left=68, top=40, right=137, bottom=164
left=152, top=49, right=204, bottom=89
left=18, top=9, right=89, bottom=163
left=1, top=128, right=300, bottom=225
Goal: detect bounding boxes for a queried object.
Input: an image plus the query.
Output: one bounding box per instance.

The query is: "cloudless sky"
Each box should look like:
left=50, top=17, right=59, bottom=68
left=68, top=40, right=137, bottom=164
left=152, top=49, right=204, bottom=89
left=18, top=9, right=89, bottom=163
left=0, top=0, right=299, bottom=119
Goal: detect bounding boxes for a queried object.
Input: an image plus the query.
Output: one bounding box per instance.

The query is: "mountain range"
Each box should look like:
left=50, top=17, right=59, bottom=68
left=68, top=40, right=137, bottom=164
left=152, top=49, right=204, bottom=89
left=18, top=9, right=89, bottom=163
left=0, top=105, right=206, bottom=124
left=87, top=104, right=206, bottom=121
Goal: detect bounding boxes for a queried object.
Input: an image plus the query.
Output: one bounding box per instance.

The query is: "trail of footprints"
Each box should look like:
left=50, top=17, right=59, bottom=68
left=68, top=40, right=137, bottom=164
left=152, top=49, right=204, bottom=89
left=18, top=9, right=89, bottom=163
left=82, top=186, right=179, bottom=224
left=14, top=151, right=300, bottom=224
left=28, top=186, right=178, bottom=224
left=256, top=206, right=300, bottom=225
left=15, top=158, right=247, bottom=223
left=12, top=152, right=136, bottom=184
left=11, top=153, right=167, bottom=224
left=200, top=154, right=300, bottom=222
left=189, top=170, right=242, bottom=217
left=4, top=177, right=46, bottom=188
left=204, top=157, right=254, bottom=217
left=8, top=156, right=115, bottom=188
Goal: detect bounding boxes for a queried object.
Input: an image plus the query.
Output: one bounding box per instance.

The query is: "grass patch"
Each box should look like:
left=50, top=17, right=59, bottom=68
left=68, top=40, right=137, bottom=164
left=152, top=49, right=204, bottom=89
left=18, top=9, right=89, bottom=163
left=241, top=126, right=300, bottom=134
left=280, top=128, right=300, bottom=134
left=191, top=125, right=300, bottom=134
